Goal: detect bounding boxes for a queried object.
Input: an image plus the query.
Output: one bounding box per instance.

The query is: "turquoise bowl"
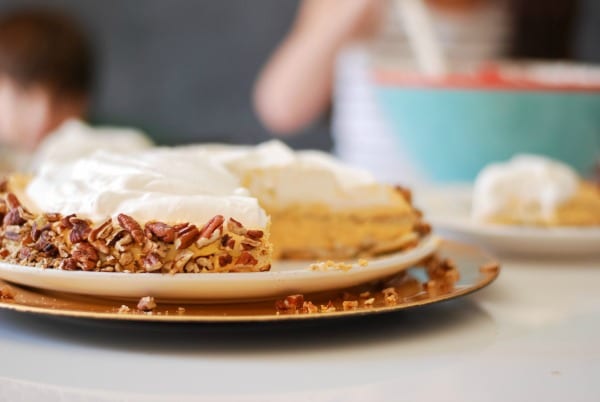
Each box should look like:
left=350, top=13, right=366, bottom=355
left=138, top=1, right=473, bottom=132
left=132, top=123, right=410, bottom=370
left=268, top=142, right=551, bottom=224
left=374, top=64, right=600, bottom=182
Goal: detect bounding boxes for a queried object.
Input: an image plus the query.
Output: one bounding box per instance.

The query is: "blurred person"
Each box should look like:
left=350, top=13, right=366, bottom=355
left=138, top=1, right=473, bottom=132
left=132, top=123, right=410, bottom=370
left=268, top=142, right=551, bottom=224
left=0, top=9, right=92, bottom=173
left=0, top=8, right=152, bottom=175
left=254, top=0, right=591, bottom=184
left=0, top=1, right=329, bottom=152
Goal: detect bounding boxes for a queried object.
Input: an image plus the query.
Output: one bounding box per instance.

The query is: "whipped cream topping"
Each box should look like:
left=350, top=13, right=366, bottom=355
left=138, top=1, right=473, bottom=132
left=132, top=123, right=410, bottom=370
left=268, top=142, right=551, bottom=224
left=188, top=140, right=403, bottom=209
left=25, top=149, right=269, bottom=228
left=472, top=155, right=580, bottom=221
left=29, top=119, right=154, bottom=172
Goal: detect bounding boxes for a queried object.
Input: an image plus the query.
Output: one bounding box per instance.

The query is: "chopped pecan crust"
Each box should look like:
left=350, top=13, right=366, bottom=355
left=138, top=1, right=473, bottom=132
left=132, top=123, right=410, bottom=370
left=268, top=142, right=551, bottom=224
left=0, top=193, right=270, bottom=274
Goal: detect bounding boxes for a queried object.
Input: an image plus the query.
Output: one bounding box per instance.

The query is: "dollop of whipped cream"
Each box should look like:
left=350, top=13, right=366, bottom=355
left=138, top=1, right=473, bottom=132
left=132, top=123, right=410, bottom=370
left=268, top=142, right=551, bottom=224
left=472, top=155, right=580, bottom=221
left=188, top=140, right=402, bottom=209
left=25, top=149, right=269, bottom=228
left=29, top=119, right=154, bottom=172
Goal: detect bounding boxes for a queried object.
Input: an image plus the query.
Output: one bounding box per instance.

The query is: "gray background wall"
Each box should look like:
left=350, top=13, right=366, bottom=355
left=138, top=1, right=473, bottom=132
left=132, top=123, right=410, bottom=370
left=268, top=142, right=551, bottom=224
left=0, top=0, right=332, bottom=149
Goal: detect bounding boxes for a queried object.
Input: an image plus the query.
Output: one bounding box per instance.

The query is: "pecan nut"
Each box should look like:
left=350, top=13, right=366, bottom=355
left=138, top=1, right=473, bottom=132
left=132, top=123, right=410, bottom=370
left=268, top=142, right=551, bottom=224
left=218, top=254, right=232, bottom=267
left=226, top=217, right=246, bottom=235
left=71, top=243, right=99, bottom=271
left=241, top=237, right=261, bottom=250
left=0, top=285, right=15, bottom=300
left=18, top=247, right=34, bottom=260
left=143, top=252, right=163, bottom=272
left=5, top=193, right=20, bottom=210
left=117, top=214, right=145, bottom=244
left=175, top=224, right=200, bottom=250
left=59, top=214, right=76, bottom=229
left=69, top=220, right=91, bottom=244
left=275, top=294, right=304, bottom=313
left=235, top=251, right=257, bottom=266
left=106, top=229, right=127, bottom=247
left=118, top=251, right=134, bottom=266
left=199, top=215, right=224, bottom=238
left=245, top=230, right=264, bottom=240
left=90, top=240, right=110, bottom=255
left=137, top=296, right=156, bottom=312
left=31, top=220, right=51, bottom=242
left=34, top=231, right=58, bottom=257
left=3, top=230, right=21, bottom=242
left=45, top=212, right=61, bottom=222
left=3, top=208, right=25, bottom=226
left=88, top=219, right=113, bottom=242
left=115, top=233, right=133, bottom=252
left=145, top=222, right=176, bottom=243
left=60, top=258, right=79, bottom=271
left=173, top=249, right=194, bottom=272
left=195, top=257, right=214, bottom=271
left=220, top=234, right=231, bottom=247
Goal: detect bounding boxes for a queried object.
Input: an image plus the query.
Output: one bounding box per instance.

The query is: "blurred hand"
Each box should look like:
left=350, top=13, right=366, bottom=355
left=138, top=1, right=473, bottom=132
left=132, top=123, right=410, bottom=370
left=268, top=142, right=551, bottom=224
left=254, top=0, right=381, bottom=135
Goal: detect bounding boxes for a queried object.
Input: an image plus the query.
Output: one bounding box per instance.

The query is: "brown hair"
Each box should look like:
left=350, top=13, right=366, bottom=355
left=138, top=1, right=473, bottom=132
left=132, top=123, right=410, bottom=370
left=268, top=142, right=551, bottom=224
left=0, top=9, right=93, bottom=97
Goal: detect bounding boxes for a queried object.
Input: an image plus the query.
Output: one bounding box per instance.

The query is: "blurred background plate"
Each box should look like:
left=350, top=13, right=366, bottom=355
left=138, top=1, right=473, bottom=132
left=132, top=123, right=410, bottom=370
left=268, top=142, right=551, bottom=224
left=417, top=185, right=600, bottom=257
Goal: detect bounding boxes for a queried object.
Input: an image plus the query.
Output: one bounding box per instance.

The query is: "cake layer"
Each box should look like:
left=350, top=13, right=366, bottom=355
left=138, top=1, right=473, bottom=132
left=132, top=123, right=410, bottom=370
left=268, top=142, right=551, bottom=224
left=486, top=183, right=600, bottom=226
left=182, top=141, right=427, bottom=259
left=270, top=204, right=426, bottom=259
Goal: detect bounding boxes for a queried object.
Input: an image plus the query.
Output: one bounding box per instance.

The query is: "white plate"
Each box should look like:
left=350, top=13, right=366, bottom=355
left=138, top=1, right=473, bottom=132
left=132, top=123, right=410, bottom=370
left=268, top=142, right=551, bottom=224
left=0, top=236, right=438, bottom=302
left=416, top=186, right=600, bottom=257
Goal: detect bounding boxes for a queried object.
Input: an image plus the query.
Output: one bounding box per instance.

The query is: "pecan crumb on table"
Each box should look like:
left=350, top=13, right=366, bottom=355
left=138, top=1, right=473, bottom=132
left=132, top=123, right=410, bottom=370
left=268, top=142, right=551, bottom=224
left=0, top=285, right=15, bottom=300
left=275, top=255, right=463, bottom=314
left=137, top=296, right=157, bottom=312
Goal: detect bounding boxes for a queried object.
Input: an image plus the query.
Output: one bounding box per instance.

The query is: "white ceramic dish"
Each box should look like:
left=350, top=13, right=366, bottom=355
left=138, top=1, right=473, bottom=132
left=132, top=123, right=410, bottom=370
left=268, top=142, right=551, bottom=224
left=0, top=235, right=439, bottom=302
left=416, top=186, right=600, bottom=257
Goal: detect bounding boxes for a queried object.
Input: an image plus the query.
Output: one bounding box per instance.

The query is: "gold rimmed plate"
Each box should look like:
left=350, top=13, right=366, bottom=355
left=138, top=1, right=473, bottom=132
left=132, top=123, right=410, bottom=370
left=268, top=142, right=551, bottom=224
left=0, top=240, right=499, bottom=323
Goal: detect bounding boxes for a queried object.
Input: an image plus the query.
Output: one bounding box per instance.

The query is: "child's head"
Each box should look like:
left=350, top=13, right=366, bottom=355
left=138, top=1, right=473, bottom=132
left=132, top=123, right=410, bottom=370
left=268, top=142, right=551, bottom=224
left=0, top=9, right=92, bottom=150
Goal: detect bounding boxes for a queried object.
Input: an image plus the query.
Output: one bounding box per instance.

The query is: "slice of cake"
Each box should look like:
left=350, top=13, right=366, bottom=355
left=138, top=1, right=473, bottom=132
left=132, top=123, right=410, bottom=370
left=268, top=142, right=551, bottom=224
left=1, top=140, right=430, bottom=271
left=472, top=155, right=600, bottom=226
left=0, top=149, right=272, bottom=273
left=193, top=141, right=429, bottom=259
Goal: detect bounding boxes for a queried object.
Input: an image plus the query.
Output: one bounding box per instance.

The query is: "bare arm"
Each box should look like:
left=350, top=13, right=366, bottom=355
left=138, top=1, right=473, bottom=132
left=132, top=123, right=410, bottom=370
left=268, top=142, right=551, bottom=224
left=253, top=0, right=380, bottom=135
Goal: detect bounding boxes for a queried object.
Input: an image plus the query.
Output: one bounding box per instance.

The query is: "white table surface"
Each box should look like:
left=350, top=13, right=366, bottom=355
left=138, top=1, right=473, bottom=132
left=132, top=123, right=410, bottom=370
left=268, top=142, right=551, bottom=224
left=0, top=254, right=599, bottom=402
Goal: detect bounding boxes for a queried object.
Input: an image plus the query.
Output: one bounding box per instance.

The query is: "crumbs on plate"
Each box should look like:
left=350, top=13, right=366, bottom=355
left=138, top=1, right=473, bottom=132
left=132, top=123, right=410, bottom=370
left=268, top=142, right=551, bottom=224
left=309, top=260, right=353, bottom=272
